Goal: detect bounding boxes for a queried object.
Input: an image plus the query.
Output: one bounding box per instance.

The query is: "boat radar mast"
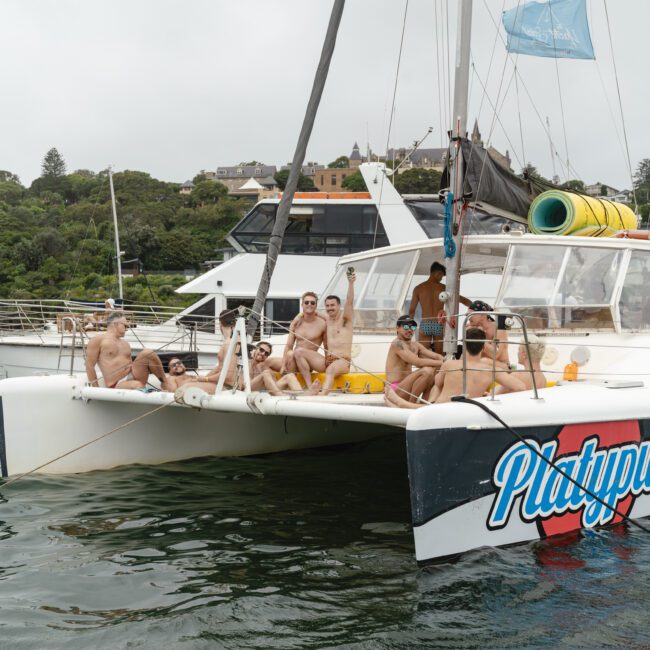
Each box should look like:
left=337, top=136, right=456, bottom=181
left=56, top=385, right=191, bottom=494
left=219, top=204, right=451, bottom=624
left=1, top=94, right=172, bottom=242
left=442, top=0, right=472, bottom=357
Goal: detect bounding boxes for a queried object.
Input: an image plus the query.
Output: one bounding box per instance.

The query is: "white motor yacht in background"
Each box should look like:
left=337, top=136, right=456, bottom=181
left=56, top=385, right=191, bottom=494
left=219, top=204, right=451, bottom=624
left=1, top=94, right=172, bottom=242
left=0, top=162, right=525, bottom=378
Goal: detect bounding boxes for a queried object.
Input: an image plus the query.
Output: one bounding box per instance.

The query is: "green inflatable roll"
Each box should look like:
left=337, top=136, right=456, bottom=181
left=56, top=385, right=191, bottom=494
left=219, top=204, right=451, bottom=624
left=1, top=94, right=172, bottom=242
left=528, top=190, right=637, bottom=237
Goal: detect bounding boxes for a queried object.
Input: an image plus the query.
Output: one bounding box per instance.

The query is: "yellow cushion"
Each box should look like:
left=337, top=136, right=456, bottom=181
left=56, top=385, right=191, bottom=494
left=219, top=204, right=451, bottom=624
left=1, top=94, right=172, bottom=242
left=276, top=372, right=387, bottom=393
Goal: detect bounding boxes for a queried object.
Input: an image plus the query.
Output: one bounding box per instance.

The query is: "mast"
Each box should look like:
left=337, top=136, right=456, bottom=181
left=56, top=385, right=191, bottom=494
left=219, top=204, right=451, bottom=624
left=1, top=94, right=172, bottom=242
left=108, top=167, right=124, bottom=301
left=442, top=0, right=472, bottom=357
left=246, top=0, right=345, bottom=338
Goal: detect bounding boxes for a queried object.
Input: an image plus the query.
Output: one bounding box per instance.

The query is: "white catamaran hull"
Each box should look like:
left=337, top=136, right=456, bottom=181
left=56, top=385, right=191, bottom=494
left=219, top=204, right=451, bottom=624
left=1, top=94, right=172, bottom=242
left=406, top=382, right=650, bottom=563
left=0, top=375, right=406, bottom=476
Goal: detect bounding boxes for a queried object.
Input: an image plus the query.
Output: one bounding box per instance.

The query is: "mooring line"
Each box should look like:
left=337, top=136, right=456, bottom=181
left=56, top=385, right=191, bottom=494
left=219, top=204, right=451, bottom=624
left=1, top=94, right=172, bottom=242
left=1, top=400, right=174, bottom=488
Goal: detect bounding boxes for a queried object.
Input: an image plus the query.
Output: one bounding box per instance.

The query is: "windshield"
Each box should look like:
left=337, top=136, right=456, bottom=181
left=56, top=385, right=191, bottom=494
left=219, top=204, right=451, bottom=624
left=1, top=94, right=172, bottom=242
left=497, top=243, right=622, bottom=331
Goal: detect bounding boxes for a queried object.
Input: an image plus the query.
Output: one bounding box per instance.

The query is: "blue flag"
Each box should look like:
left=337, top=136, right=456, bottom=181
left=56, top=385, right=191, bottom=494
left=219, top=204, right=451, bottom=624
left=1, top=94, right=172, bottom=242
left=502, top=0, right=595, bottom=59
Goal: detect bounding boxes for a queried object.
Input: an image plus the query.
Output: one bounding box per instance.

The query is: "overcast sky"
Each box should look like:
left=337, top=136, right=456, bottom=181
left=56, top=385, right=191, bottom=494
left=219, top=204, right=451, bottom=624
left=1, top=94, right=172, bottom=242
left=1, top=0, right=647, bottom=190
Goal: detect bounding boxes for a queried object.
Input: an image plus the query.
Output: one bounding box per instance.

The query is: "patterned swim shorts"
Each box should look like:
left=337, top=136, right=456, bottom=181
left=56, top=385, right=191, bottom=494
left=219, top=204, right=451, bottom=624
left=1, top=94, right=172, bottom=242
left=421, top=318, right=444, bottom=337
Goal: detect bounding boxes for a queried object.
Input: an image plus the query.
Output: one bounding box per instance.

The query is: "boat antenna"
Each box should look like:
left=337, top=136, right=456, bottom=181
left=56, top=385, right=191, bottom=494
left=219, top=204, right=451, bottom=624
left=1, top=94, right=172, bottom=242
left=246, top=0, right=345, bottom=338
left=108, top=166, right=124, bottom=301
left=441, top=0, right=472, bottom=358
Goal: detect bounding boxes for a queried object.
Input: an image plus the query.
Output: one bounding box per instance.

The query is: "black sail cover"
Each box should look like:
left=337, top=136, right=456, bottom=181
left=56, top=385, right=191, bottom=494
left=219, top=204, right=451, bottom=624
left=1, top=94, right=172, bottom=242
left=441, top=138, right=540, bottom=218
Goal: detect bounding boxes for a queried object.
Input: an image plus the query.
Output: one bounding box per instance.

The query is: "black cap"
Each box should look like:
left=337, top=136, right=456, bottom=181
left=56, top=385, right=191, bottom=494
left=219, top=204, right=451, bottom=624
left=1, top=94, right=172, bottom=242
left=396, top=314, right=417, bottom=328
left=468, top=300, right=495, bottom=321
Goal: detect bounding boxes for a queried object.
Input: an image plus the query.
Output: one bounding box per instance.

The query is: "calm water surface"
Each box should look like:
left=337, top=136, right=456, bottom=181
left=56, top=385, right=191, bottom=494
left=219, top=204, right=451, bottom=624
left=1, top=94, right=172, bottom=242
left=0, top=435, right=649, bottom=649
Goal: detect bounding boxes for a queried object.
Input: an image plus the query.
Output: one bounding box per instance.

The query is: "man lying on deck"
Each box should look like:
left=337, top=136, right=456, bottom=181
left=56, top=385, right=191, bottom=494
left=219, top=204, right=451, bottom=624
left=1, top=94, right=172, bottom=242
left=385, top=328, right=525, bottom=409
left=85, top=312, right=171, bottom=390
left=164, top=357, right=199, bottom=391
left=294, top=270, right=355, bottom=395
left=385, top=315, right=443, bottom=402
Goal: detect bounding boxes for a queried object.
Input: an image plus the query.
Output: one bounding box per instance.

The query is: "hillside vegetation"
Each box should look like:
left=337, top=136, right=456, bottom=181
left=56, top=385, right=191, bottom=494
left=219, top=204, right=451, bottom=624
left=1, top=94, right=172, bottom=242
left=0, top=151, right=253, bottom=307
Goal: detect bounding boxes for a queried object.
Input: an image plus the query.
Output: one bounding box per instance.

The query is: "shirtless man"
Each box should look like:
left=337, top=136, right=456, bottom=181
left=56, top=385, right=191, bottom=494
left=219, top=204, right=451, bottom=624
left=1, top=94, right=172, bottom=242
left=498, top=336, right=546, bottom=394
left=249, top=342, right=320, bottom=395
left=385, top=315, right=443, bottom=402
left=85, top=312, right=170, bottom=390
left=164, top=357, right=197, bottom=391
left=265, top=292, right=327, bottom=375
left=294, top=270, right=355, bottom=394
left=466, top=300, right=509, bottom=368
left=385, top=328, right=525, bottom=408
left=184, top=310, right=241, bottom=392
left=409, top=261, right=471, bottom=353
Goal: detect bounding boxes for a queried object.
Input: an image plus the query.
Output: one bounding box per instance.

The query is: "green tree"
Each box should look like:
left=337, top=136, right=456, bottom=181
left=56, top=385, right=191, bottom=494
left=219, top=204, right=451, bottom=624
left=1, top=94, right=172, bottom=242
left=41, top=148, right=67, bottom=177
left=191, top=180, right=228, bottom=206
left=328, top=155, right=349, bottom=168
left=192, top=172, right=207, bottom=185
left=0, top=170, right=21, bottom=184
left=600, top=184, right=608, bottom=196
left=393, top=168, right=442, bottom=194
left=561, top=179, right=585, bottom=191
left=239, top=161, right=264, bottom=166
left=273, top=169, right=315, bottom=191
left=341, top=171, right=367, bottom=192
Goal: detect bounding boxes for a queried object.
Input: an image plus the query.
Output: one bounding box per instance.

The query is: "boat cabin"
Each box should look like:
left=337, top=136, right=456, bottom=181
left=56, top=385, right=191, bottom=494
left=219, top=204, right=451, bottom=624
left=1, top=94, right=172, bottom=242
left=323, top=234, right=650, bottom=335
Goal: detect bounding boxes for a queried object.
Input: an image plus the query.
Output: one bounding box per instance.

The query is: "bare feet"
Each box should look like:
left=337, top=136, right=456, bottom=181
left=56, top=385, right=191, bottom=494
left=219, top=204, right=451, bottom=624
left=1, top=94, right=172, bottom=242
left=306, top=379, right=321, bottom=396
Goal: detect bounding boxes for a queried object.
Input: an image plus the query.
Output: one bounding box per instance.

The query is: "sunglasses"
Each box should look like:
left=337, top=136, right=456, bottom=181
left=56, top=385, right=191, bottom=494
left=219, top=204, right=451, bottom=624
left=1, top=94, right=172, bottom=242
left=401, top=324, right=417, bottom=331
left=170, top=361, right=184, bottom=368
left=303, top=300, right=316, bottom=306
left=257, top=348, right=271, bottom=357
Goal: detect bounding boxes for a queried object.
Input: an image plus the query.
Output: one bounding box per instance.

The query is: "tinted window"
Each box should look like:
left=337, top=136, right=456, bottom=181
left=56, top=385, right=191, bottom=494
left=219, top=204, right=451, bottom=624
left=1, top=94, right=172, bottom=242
left=177, top=298, right=215, bottom=333
left=231, top=203, right=388, bottom=255
left=405, top=200, right=527, bottom=237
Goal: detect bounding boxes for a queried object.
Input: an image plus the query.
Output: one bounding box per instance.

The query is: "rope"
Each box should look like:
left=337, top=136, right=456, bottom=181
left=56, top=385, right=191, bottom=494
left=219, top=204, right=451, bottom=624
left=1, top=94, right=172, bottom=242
left=452, top=395, right=650, bottom=534
left=1, top=401, right=174, bottom=487
left=443, top=191, right=456, bottom=257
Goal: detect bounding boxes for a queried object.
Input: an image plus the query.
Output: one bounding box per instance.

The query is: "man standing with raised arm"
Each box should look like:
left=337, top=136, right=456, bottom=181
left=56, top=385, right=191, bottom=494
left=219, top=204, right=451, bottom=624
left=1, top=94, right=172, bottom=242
left=294, top=270, right=355, bottom=394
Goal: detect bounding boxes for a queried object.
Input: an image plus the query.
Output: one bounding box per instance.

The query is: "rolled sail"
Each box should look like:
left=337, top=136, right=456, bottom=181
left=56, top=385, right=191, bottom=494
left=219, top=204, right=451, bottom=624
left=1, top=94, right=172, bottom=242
left=528, top=190, right=637, bottom=237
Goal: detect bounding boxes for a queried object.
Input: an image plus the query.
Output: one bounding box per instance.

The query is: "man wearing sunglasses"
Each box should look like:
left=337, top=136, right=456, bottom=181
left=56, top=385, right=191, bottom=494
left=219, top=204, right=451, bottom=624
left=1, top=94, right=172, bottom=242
left=165, top=357, right=198, bottom=391
left=385, top=314, right=443, bottom=402
left=86, top=312, right=171, bottom=390
left=266, top=291, right=327, bottom=376
left=250, top=342, right=320, bottom=395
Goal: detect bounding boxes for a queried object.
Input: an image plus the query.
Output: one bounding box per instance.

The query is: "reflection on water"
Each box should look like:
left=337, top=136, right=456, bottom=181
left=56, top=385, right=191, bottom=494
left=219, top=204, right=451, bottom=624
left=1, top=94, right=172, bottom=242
left=0, top=435, right=649, bottom=648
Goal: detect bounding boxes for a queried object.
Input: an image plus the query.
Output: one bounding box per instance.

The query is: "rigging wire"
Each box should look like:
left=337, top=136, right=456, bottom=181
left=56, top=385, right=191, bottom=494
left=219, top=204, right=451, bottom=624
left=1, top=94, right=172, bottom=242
left=373, top=0, right=409, bottom=249
left=547, top=0, right=572, bottom=182
left=602, top=0, right=638, bottom=212
left=434, top=0, right=444, bottom=146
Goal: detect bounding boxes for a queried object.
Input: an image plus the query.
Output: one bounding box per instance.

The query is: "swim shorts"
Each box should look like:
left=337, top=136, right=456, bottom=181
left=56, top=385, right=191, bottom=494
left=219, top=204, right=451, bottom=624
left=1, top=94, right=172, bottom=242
left=421, top=318, right=444, bottom=337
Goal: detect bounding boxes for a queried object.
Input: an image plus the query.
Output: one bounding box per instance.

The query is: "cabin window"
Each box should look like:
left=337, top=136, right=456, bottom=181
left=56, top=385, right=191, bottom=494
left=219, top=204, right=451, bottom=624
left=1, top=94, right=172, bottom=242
left=229, top=203, right=388, bottom=255
left=619, top=250, right=650, bottom=330
left=176, top=297, right=216, bottom=333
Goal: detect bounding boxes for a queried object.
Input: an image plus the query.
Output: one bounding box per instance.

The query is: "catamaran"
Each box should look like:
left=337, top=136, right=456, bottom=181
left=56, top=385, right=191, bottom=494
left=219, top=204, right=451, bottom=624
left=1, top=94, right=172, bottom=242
left=1, top=0, right=648, bottom=567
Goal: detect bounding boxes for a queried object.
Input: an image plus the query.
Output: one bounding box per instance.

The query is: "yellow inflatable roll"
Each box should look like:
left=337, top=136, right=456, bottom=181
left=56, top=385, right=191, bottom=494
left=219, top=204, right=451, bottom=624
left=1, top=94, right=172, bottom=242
left=528, top=190, right=637, bottom=237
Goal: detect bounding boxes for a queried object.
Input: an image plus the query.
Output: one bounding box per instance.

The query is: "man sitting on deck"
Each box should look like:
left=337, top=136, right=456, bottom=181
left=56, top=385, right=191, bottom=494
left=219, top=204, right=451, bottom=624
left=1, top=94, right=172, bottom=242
left=409, top=261, right=472, bottom=353
left=497, top=336, right=547, bottom=394
left=264, top=291, right=327, bottom=375
left=385, top=328, right=525, bottom=408
left=294, top=270, right=356, bottom=395
left=466, top=300, right=510, bottom=368
left=85, top=312, right=171, bottom=390
left=385, top=315, right=443, bottom=402
left=250, top=342, right=320, bottom=395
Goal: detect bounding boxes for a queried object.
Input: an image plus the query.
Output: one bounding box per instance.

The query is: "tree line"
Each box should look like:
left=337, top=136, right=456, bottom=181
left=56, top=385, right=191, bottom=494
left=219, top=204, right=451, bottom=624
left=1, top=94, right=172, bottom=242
left=0, top=149, right=252, bottom=306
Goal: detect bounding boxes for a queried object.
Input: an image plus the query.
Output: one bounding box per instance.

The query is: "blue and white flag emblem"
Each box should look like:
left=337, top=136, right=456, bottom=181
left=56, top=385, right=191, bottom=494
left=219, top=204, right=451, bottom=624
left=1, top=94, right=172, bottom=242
left=502, top=0, right=595, bottom=60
